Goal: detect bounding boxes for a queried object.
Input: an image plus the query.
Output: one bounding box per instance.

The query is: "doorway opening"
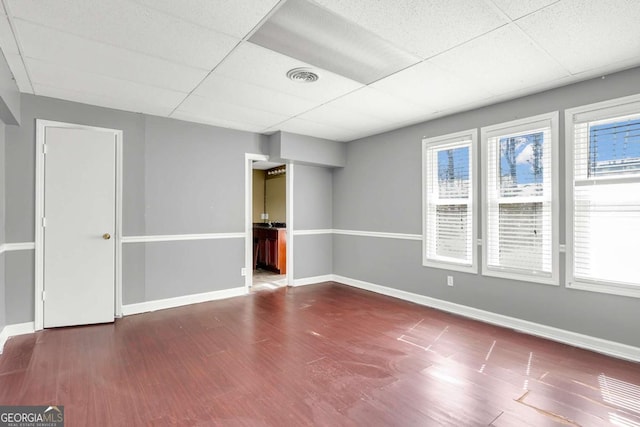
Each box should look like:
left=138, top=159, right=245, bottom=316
left=251, top=161, right=287, bottom=292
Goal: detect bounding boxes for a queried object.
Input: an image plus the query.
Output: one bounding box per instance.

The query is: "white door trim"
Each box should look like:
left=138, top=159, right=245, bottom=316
left=35, top=119, right=123, bottom=331
left=286, top=163, right=294, bottom=286
left=244, top=153, right=294, bottom=290
left=244, top=153, right=269, bottom=291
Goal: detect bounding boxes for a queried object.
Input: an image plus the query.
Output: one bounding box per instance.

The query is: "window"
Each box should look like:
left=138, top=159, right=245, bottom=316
left=423, top=129, right=477, bottom=273
left=566, top=95, right=640, bottom=297
left=482, top=112, right=559, bottom=284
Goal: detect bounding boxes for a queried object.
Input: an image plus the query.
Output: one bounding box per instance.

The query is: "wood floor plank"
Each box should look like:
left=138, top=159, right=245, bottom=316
left=1, top=282, right=638, bottom=426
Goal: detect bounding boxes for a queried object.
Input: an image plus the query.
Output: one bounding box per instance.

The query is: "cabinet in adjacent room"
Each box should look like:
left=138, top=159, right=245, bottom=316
left=253, top=227, right=286, bottom=274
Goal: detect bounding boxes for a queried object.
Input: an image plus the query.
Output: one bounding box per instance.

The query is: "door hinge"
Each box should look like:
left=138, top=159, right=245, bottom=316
left=42, top=291, right=46, bottom=301
left=42, top=144, right=47, bottom=154
left=42, top=217, right=47, bottom=227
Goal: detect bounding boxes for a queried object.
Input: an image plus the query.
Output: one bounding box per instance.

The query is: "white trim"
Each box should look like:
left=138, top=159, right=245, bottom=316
left=35, top=120, right=124, bottom=331
left=122, top=233, right=244, bottom=244
left=122, top=287, right=247, bottom=316
left=115, top=126, right=123, bottom=318
left=333, top=229, right=421, bottom=240
left=332, top=275, right=640, bottom=362
left=0, top=322, right=35, bottom=354
left=286, top=163, right=295, bottom=287
left=481, top=111, right=560, bottom=286
left=570, top=93, right=640, bottom=123
left=292, top=229, right=333, bottom=236
left=565, top=95, right=640, bottom=299
left=0, top=242, right=35, bottom=254
left=245, top=153, right=269, bottom=291
left=422, top=128, right=478, bottom=274
left=292, top=275, right=335, bottom=287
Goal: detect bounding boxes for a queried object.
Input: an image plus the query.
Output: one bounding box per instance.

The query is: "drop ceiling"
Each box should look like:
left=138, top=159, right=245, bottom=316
left=0, top=0, right=639, bottom=142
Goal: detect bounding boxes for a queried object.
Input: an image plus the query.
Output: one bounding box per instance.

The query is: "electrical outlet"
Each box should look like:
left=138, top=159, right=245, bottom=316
left=261, top=213, right=269, bottom=220
left=447, top=276, right=454, bottom=287
left=241, top=268, right=246, bottom=276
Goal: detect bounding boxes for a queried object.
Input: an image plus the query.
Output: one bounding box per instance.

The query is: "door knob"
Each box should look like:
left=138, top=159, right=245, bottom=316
left=103, top=233, right=111, bottom=240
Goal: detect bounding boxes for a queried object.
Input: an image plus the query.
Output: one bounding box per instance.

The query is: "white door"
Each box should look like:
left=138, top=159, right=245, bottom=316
left=43, top=127, right=116, bottom=328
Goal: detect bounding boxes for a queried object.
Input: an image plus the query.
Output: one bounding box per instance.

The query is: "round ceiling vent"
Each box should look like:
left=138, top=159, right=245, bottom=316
left=286, top=67, right=319, bottom=83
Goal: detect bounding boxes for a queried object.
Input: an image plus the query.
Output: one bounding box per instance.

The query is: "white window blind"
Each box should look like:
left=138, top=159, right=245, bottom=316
left=423, top=130, right=476, bottom=272
left=483, top=113, right=558, bottom=284
left=570, top=108, right=640, bottom=291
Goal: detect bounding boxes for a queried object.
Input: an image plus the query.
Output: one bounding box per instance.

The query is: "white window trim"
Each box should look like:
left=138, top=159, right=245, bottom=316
left=422, top=129, right=478, bottom=274
left=565, top=93, right=640, bottom=299
left=481, top=112, right=560, bottom=286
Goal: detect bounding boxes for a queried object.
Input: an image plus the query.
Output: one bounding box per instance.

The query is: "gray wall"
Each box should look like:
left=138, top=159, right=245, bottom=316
left=0, top=123, right=5, bottom=330
left=140, top=116, right=263, bottom=301
left=293, top=164, right=333, bottom=279
left=6, top=94, right=147, bottom=242
left=4, top=94, right=267, bottom=320
left=0, top=51, right=20, bottom=125
left=333, top=67, right=640, bottom=347
left=5, top=250, right=31, bottom=324
left=272, top=131, right=346, bottom=167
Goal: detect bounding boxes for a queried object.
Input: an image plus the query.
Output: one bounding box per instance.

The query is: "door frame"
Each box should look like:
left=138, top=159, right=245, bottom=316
left=244, top=153, right=293, bottom=291
left=34, top=119, right=123, bottom=331
left=244, top=153, right=268, bottom=291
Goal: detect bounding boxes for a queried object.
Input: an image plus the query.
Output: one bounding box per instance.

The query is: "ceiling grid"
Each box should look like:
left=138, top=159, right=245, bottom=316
left=0, top=0, right=638, bottom=141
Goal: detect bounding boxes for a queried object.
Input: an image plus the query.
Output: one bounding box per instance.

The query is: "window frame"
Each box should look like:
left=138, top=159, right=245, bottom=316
left=565, top=94, right=640, bottom=298
left=422, top=129, right=478, bottom=274
left=481, top=112, right=560, bottom=285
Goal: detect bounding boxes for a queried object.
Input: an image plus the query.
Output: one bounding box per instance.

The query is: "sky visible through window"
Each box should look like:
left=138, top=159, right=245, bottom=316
left=499, top=132, right=543, bottom=187
left=437, top=146, right=469, bottom=184
left=589, top=118, right=640, bottom=176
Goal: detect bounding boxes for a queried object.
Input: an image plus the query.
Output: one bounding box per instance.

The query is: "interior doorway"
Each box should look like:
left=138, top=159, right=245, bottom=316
left=251, top=161, right=287, bottom=292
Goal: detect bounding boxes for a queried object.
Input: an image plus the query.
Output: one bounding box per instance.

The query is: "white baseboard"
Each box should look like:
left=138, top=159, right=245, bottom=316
left=333, top=275, right=640, bottom=363
left=122, top=287, right=247, bottom=316
left=0, top=322, right=36, bottom=354
left=292, top=275, right=335, bottom=287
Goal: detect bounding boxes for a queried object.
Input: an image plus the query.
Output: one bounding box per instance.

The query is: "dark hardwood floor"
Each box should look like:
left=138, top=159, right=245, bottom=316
left=1, top=282, right=639, bottom=426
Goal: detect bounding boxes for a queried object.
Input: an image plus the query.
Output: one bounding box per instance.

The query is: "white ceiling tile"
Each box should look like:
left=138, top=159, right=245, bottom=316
left=27, top=58, right=185, bottom=116
left=0, top=14, right=33, bottom=92
left=371, top=60, right=494, bottom=112
left=266, top=117, right=353, bottom=141
left=489, top=0, right=559, bottom=20
left=325, top=86, right=432, bottom=123
left=313, top=0, right=507, bottom=59
left=176, top=94, right=289, bottom=128
left=129, top=0, right=280, bottom=39
left=34, top=83, right=178, bottom=117
left=170, top=111, right=266, bottom=134
left=430, top=25, right=569, bottom=97
left=0, top=14, right=19, bottom=55
left=517, top=0, right=640, bottom=75
left=16, top=20, right=208, bottom=93
left=3, top=52, right=32, bottom=93
left=342, top=124, right=406, bottom=141
left=296, top=104, right=391, bottom=133
left=193, top=73, right=317, bottom=117
left=214, top=42, right=363, bottom=103
left=7, top=0, right=239, bottom=70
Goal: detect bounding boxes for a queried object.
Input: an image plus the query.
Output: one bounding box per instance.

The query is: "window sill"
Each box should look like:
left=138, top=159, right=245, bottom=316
left=567, top=280, right=640, bottom=299
left=482, top=266, right=559, bottom=286
left=423, top=260, right=477, bottom=274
